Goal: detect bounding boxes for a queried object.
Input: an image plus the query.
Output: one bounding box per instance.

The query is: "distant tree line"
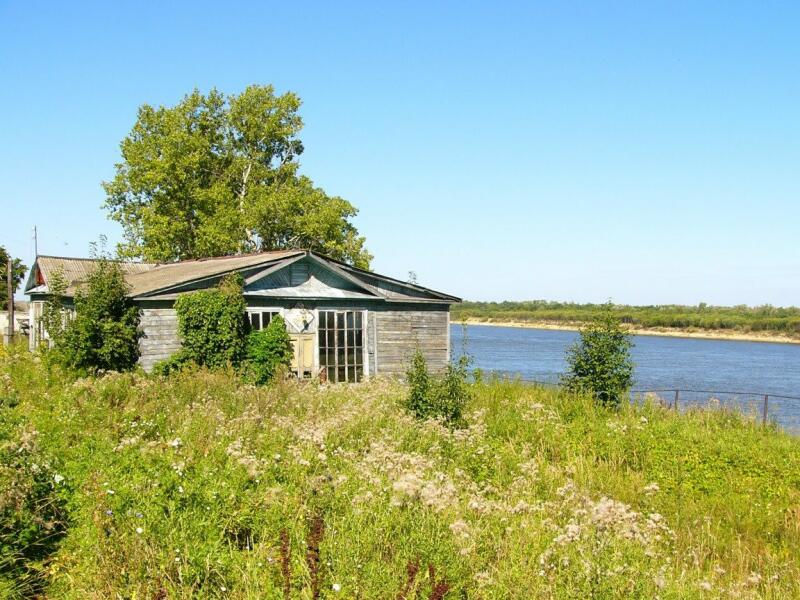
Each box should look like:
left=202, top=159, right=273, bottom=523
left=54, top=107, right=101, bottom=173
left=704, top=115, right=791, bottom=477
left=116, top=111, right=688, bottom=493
left=452, top=301, right=800, bottom=335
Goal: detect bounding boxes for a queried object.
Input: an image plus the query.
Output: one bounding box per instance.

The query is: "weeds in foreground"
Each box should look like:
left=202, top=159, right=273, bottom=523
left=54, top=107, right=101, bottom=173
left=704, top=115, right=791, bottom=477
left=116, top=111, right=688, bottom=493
left=1, top=345, right=799, bottom=598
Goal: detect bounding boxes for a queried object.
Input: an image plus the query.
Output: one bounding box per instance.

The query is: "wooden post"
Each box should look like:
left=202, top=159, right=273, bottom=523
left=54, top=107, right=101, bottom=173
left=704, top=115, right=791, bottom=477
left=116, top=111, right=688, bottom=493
left=763, top=395, right=769, bottom=426
left=6, top=259, right=13, bottom=342
left=674, top=390, right=680, bottom=411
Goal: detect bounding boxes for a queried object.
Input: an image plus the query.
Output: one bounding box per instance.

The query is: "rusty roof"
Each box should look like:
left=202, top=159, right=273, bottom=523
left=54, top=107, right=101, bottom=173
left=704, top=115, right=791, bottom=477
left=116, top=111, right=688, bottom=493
left=28, top=256, right=157, bottom=295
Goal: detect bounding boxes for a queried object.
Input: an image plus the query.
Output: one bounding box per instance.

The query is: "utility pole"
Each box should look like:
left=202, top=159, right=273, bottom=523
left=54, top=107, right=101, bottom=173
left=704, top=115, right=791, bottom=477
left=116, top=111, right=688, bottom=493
left=33, top=225, right=38, bottom=257
left=6, top=259, right=13, bottom=341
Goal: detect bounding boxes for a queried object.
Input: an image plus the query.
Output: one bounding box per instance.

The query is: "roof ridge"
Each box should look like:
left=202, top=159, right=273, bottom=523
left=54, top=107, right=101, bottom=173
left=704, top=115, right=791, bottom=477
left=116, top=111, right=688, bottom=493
left=37, top=254, right=158, bottom=266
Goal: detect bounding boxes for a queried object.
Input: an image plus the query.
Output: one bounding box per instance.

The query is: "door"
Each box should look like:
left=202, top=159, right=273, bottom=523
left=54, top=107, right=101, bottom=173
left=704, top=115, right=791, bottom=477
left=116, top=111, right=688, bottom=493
left=290, top=333, right=315, bottom=378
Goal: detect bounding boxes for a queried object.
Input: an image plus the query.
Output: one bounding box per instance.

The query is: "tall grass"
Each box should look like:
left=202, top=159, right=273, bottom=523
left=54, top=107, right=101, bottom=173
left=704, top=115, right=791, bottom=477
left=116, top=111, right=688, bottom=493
left=1, top=344, right=799, bottom=598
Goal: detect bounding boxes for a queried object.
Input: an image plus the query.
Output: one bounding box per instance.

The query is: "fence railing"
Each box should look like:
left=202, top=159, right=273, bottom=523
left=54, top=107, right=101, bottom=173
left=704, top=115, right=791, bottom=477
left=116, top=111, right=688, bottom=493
left=488, top=374, right=800, bottom=430
left=630, top=389, right=800, bottom=427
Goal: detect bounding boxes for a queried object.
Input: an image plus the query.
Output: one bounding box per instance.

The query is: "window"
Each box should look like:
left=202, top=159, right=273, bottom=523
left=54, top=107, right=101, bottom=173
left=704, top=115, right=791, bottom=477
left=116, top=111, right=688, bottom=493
left=249, top=310, right=280, bottom=331
left=318, top=310, right=364, bottom=383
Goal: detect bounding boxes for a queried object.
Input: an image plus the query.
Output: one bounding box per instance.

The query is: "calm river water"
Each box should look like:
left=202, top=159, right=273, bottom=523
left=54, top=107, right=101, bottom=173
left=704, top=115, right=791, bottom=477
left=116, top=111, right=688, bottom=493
left=451, top=324, right=800, bottom=431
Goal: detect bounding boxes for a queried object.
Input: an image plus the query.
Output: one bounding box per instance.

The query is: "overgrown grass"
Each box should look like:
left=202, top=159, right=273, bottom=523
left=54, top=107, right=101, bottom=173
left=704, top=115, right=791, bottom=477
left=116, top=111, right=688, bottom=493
left=1, top=344, right=799, bottom=598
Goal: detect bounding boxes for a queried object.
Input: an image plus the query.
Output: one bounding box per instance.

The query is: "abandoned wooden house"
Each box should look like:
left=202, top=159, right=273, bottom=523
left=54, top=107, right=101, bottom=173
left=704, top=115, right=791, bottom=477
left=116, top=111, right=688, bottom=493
left=25, top=250, right=460, bottom=381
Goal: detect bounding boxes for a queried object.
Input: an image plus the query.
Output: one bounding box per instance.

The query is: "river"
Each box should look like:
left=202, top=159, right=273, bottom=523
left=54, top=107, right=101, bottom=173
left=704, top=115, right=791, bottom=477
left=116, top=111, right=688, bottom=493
left=451, top=324, right=800, bottom=431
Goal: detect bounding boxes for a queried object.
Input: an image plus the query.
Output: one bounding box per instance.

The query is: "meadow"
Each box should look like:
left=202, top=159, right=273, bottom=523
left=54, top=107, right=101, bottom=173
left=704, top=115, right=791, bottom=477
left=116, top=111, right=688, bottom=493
left=452, top=301, right=800, bottom=338
left=2, top=344, right=800, bottom=598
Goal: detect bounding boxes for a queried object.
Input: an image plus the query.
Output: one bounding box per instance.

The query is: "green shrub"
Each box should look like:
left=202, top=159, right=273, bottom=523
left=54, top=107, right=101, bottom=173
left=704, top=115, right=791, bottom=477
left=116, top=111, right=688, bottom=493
left=174, top=274, right=247, bottom=369
left=48, top=259, right=140, bottom=373
left=151, top=349, right=194, bottom=376
left=244, top=315, right=293, bottom=385
left=404, top=350, right=470, bottom=426
left=561, top=302, right=634, bottom=407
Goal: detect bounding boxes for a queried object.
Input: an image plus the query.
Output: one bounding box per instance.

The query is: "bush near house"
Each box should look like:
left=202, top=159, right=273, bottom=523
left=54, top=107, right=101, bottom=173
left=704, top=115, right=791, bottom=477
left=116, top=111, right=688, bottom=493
left=243, top=315, right=293, bottom=385
left=173, top=274, right=248, bottom=370
left=405, top=349, right=470, bottom=426
left=45, top=259, right=140, bottom=374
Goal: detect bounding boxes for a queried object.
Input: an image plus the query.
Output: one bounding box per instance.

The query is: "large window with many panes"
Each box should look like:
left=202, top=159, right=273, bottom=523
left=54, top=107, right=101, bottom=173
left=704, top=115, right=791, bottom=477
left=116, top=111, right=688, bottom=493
left=318, top=310, right=364, bottom=383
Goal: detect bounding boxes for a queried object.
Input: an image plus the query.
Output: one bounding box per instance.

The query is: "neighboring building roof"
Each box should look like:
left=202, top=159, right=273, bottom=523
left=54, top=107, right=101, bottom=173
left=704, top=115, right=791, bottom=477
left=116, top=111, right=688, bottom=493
left=25, top=250, right=460, bottom=304
left=26, top=255, right=157, bottom=295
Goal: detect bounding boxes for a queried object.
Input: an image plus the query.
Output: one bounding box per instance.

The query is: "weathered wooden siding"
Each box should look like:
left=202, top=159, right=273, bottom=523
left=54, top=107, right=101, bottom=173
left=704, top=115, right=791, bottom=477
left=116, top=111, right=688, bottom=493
left=374, top=309, right=450, bottom=374
left=138, top=308, right=180, bottom=372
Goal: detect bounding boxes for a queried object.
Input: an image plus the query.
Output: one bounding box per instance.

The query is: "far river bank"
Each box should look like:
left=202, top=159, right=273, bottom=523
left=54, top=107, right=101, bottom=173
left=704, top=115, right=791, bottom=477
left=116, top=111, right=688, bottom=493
left=456, top=318, right=800, bottom=345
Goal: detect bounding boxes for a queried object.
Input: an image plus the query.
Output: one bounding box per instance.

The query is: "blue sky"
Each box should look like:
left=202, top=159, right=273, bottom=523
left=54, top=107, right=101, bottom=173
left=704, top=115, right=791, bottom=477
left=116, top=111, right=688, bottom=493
left=1, top=1, right=798, bottom=305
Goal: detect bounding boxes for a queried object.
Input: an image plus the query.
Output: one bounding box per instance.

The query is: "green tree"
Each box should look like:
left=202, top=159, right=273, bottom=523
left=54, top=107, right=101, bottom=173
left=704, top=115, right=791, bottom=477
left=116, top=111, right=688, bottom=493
left=103, top=85, right=371, bottom=268
left=0, top=247, right=26, bottom=311
left=51, top=260, right=141, bottom=373
left=561, top=303, right=634, bottom=407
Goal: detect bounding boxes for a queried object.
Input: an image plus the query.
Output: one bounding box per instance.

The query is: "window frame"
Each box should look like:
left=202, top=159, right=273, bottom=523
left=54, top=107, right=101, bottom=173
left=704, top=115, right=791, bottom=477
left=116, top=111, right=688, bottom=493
left=246, top=307, right=283, bottom=331
left=317, top=308, right=367, bottom=383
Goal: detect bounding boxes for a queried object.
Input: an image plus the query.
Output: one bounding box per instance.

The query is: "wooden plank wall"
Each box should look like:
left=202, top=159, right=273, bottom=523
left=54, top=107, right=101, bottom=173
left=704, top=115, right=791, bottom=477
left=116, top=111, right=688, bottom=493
left=375, top=310, right=450, bottom=374
left=138, top=308, right=181, bottom=372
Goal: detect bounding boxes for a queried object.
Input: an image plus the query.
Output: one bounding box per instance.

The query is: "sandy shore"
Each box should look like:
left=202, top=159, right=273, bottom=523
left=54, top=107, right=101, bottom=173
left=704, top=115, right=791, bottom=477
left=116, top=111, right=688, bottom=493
left=456, top=318, right=800, bottom=345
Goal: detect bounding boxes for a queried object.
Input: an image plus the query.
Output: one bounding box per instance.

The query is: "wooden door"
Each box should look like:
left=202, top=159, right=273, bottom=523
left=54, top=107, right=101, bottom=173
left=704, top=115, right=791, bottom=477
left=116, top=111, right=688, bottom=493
left=290, top=333, right=315, bottom=378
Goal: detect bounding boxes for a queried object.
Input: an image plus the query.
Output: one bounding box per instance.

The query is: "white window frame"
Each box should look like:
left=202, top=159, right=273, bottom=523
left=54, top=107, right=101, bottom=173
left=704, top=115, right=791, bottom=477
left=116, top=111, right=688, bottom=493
left=246, top=307, right=283, bottom=331
left=316, top=308, right=368, bottom=383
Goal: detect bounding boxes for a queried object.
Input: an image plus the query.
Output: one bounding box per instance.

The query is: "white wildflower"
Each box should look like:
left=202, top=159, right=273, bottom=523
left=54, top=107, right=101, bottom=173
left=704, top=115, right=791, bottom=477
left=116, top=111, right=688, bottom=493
left=643, top=482, right=660, bottom=495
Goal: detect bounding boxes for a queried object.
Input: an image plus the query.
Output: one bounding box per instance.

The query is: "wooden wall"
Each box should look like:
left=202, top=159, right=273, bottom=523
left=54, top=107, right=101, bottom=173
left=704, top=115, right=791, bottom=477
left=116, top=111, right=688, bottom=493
left=374, top=309, right=450, bottom=374
left=136, top=304, right=452, bottom=376
left=138, top=308, right=181, bottom=372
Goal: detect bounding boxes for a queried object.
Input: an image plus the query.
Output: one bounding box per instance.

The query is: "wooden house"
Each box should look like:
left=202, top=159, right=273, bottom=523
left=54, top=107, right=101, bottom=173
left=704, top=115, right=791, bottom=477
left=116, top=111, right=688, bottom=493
left=25, top=251, right=460, bottom=381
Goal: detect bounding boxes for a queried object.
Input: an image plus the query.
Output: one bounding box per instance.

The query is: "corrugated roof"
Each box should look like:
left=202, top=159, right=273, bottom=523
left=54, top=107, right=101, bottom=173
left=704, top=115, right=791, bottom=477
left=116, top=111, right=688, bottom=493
left=31, top=256, right=157, bottom=295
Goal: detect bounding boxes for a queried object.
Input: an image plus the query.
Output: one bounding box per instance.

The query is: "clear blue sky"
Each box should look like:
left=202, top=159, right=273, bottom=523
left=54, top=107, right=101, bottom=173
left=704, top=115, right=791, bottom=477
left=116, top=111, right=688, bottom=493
left=2, top=1, right=798, bottom=305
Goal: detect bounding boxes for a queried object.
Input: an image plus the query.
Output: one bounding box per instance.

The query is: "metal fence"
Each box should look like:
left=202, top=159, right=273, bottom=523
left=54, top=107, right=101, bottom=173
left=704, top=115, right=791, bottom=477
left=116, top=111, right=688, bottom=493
left=487, top=374, right=800, bottom=432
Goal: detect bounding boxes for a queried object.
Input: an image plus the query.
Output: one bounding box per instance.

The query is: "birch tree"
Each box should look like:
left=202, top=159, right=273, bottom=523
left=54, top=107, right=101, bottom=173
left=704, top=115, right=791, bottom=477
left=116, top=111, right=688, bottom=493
left=103, top=85, right=371, bottom=268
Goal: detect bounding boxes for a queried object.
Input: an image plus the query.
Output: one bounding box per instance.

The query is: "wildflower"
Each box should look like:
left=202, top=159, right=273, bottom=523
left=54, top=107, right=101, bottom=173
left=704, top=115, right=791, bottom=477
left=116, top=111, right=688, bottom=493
left=699, top=581, right=712, bottom=591
left=643, top=482, right=660, bottom=495
left=53, top=473, right=65, bottom=484
left=449, top=519, right=471, bottom=539
left=168, top=437, right=182, bottom=448
left=106, top=489, right=115, bottom=495
left=332, top=583, right=341, bottom=592
left=135, top=527, right=144, bottom=534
